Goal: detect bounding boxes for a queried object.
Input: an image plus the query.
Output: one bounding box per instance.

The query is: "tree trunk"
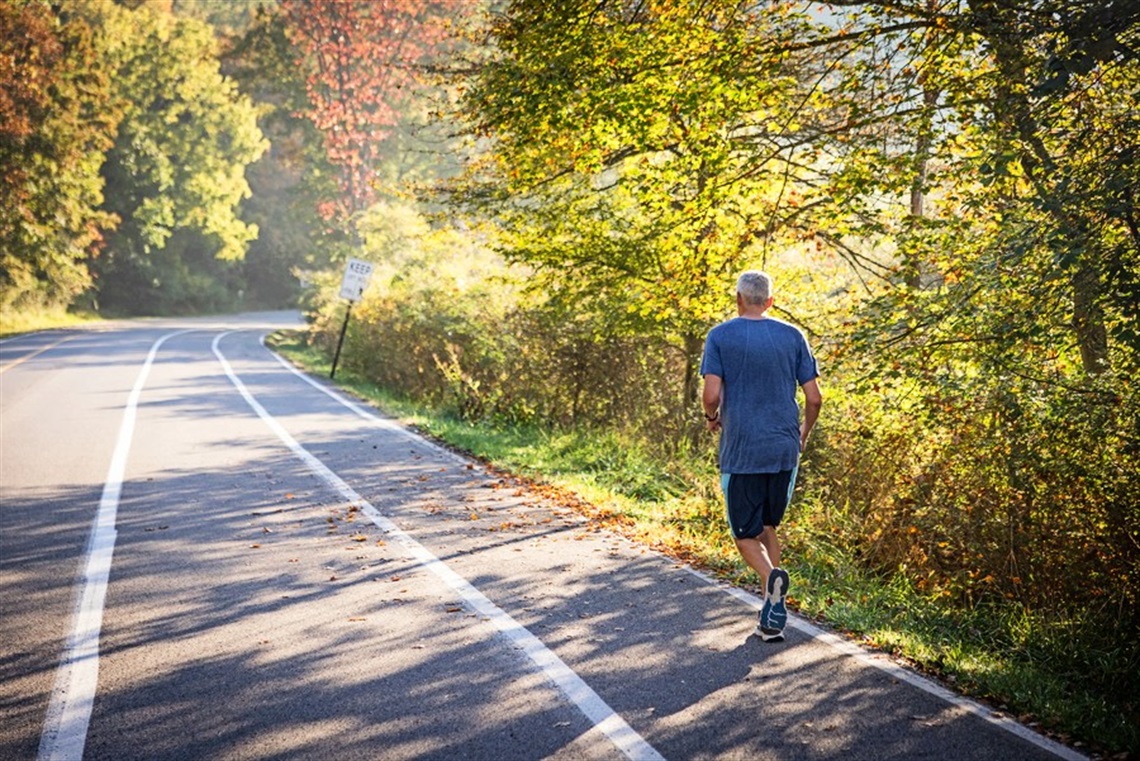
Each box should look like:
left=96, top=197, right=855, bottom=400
left=681, top=331, right=704, bottom=448
left=1072, top=258, right=1110, bottom=374
left=970, top=0, right=1112, bottom=374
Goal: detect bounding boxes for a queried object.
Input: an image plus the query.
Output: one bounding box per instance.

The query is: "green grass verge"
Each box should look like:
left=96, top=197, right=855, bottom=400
left=0, top=307, right=101, bottom=338
left=270, top=330, right=1136, bottom=759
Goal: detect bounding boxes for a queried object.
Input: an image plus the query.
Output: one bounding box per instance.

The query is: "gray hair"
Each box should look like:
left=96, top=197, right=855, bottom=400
left=736, top=270, right=772, bottom=305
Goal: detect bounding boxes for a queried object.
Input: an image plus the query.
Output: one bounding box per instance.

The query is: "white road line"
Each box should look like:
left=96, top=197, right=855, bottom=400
left=687, top=564, right=1088, bottom=760
left=37, top=330, right=192, bottom=761
left=259, top=335, right=468, bottom=464
left=213, top=333, right=665, bottom=761
left=259, top=334, right=1088, bottom=761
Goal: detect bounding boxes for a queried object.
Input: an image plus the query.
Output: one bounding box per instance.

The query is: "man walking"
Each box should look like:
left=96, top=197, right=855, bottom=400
left=700, top=270, right=822, bottom=642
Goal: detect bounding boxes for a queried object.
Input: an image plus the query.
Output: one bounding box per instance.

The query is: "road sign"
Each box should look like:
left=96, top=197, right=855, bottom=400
left=338, top=258, right=374, bottom=302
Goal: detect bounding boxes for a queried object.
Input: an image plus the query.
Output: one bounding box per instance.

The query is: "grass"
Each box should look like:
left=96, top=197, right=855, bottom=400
left=0, top=306, right=101, bottom=338
left=271, top=330, right=1136, bottom=759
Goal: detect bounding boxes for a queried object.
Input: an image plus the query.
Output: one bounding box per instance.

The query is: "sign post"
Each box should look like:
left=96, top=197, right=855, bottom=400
left=330, top=258, right=374, bottom=379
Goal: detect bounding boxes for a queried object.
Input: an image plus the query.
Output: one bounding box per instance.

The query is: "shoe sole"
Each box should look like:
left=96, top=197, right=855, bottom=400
left=765, top=568, right=790, bottom=631
left=767, top=568, right=790, bottom=604
left=757, top=626, right=785, bottom=642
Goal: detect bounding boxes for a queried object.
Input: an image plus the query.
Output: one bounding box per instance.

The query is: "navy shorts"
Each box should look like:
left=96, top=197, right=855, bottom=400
left=720, top=469, right=797, bottom=539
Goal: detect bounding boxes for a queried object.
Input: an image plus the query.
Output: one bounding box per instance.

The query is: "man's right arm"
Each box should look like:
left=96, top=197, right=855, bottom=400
left=702, top=374, right=723, bottom=431
left=800, top=377, right=822, bottom=451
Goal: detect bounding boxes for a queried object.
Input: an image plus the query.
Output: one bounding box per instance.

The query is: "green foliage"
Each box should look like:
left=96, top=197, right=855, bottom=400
left=89, top=0, right=267, bottom=314
left=0, top=303, right=99, bottom=338
left=305, top=200, right=704, bottom=447
left=812, top=0, right=1140, bottom=375
left=453, top=0, right=833, bottom=343
left=0, top=0, right=120, bottom=313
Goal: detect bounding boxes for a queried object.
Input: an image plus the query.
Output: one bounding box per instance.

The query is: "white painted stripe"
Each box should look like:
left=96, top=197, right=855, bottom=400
left=258, top=335, right=468, bottom=464
left=38, top=330, right=192, bottom=761
left=214, top=333, right=664, bottom=761
left=258, top=334, right=1088, bottom=761
left=684, top=567, right=1089, bottom=761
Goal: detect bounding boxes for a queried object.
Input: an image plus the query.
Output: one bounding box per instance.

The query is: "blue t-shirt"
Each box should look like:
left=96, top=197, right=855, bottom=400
left=700, top=316, right=819, bottom=474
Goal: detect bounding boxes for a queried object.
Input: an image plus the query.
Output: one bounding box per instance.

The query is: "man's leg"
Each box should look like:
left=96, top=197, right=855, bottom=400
left=734, top=527, right=777, bottom=588
left=759, top=524, right=780, bottom=570
left=736, top=527, right=788, bottom=640
left=762, top=525, right=790, bottom=633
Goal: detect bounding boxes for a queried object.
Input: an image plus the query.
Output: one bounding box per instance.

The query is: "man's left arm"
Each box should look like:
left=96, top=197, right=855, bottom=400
left=800, top=377, right=822, bottom=451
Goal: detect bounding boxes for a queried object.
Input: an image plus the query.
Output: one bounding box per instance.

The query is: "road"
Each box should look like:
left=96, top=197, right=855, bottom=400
left=1, top=313, right=1086, bottom=761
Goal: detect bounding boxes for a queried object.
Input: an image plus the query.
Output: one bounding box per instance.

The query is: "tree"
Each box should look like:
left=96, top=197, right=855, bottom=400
left=278, top=0, right=471, bottom=229
left=809, top=0, right=1140, bottom=376
left=224, top=6, right=343, bottom=308
left=452, top=0, right=833, bottom=424
left=0, top=0, right=120, bottom=313
left=88, top=0, right=267, bottom=314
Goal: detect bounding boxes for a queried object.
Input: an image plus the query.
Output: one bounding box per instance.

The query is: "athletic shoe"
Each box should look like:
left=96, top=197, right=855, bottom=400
left=757, top=624, right=785, bottom=643
left=765, top=567, right=790, bottom=632
left=759, top=595, right=773, bottom=630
